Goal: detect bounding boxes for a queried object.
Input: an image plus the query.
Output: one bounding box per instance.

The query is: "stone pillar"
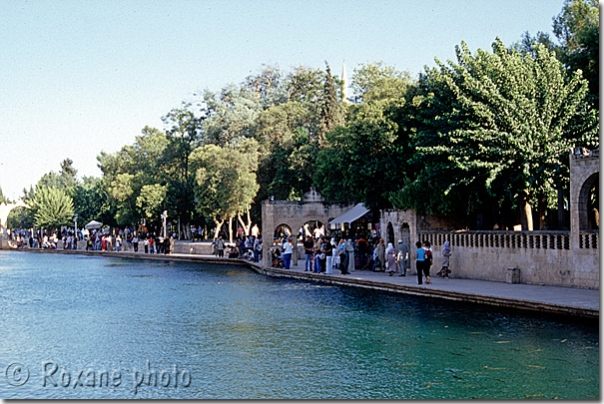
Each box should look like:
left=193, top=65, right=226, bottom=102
left=569, top=148, right=599, bottom=250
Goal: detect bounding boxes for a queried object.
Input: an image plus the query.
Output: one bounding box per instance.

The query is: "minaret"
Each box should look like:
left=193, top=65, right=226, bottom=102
left=341, top=60, right=349, bottom=103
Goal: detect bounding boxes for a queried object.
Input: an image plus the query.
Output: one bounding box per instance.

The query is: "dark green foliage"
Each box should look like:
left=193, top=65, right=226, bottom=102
left=395, top=38, right=598, bottom=229
left=318, top=62, right=344, bottom=148
left=553, top=0, right=599, bottom=104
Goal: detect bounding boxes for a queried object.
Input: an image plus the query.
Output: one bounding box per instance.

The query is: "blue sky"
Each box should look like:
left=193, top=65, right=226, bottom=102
left=0, top=0, right=565, bottom=200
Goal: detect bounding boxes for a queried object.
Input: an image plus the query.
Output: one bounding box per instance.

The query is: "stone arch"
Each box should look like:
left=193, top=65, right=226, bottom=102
left=569, top=148, right=599, bottom=249
left=399, top=222, right=411, bottom=247
left=261, top=188, right=356, bottom=266
left=578, top=173, right=599, bottom=230
left=273, top=223, right=293, bottom=240
left=0, top=201, right=30, bottom=249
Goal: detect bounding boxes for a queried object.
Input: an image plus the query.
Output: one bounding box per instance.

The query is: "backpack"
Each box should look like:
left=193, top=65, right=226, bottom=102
left=424, top=249, right=433, bottom=266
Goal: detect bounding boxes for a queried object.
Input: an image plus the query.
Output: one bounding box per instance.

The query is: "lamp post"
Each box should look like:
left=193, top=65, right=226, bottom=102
left=73, top=214, right=78, bottom=250
left=160, top=211, right=168, bottom=239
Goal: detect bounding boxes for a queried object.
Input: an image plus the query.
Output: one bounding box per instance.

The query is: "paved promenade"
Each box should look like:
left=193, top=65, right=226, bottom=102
left=8, top=246, right=600, bottom=319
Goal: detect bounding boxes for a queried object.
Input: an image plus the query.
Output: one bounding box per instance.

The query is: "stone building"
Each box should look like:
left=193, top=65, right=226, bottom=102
left=261, top=188, right=355, bottom=265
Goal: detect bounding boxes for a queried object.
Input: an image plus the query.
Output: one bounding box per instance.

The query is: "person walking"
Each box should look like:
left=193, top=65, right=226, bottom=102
left=282, top=237, right=293, bottom=269
left=324, top=237, right=334, bottom=274
left=338, top=239, right=350, bottom=275
left=414, top=241, right=426, bottom=285
left=396, top=239, right=409, bottom=276
left=423, top=241, right=433, bottom=284
left=385, top=242, right=397, bottom=276
left=346, top=239, right=355, bottom=273
left=437, top=240, right=451, bottom=278
left=376, top=238, right=386, bottom=272
left=215, top=236, right=225, bottom=258
left=303, top=235, right=314, bottom=272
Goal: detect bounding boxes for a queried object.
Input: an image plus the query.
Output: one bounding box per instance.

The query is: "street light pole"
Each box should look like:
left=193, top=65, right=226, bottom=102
left=73, top=214, right=78, bottom=250
left=161, top=211, right=168, bottom=239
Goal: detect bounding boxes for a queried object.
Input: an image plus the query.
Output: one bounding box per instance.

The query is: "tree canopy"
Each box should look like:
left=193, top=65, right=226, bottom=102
left=392, top=38, right=598, bottom=229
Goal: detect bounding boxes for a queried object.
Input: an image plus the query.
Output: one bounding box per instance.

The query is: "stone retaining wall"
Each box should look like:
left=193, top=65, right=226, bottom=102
left=418, top=230, right=599, bottom=290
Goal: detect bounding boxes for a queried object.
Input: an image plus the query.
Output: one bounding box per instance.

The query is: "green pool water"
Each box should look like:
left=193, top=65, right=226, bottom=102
left=0, top=251, right=598, bottom=399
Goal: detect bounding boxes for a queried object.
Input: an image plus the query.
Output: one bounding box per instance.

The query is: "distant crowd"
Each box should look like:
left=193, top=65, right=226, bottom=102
left=6, top=226, right=176, bottom=255
left=265, top=229, right=452, bottom=285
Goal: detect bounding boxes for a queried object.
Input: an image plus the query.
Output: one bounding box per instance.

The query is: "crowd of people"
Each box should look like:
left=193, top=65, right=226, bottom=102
left=6, top=228, right=83, bottom=250
left=6, top=223, right=453, bottom=284
left=211, top=234, right=263, bottom=263
left=266, top=231, right=453, bottom=285
left=85, top=228, right=176, bottom=254
left=5, top=226, right=177, bottom=255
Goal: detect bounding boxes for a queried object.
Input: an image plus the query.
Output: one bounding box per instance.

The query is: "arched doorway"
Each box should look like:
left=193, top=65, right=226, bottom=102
left=0, top=201, right=30, bottom=249
left=302, top=220, right=325, bottom=240
left=579, top=173, right=599, bottom=230
left=273, top=224, right=293, bottom=241
left=387, top=222, right=395, bottom=245
left=400, top=223, right=410, bottom=247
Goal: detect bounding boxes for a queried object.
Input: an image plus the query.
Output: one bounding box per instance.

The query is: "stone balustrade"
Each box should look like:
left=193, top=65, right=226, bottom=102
left=416, top=229, right=599, bottom=289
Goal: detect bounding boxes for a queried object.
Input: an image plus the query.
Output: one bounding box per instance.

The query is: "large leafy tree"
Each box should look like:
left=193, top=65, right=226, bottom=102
left=32, top=187, right=74, bottom=230
left=161, top=105, right=203, bottom=237
left=252, top=66, right=325, bottom=206
left=190, top=139, right=260, bottom=240
left=71, top=176, right=116, bottom=227
left=350, top=62, right=414, bottom=104
left=201, top=85, right=262, bottom=147
left=399, top=38, right=598, bottom=230
left=242, top=64, right=287, bottom=109
left=553, top=0, right=599, bottom=104
left=314, top=62, right=415, bottom=209
left=136, top=184, right=168, bottom=222
left=97, top=126, right=170, bottom=228
left=255, top=102, right=316, bottom=201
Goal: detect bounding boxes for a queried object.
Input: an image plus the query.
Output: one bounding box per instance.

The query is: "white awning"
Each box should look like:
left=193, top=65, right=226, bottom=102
left=329, top=203, right=369, bottom=227
left=84, top=220, right=103, bottom=230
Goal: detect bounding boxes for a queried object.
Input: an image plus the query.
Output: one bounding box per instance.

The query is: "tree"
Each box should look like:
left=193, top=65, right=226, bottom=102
left=242, top=64, right=287, bottom=109
left=32, top=187, right=74, bottom=230
left=59, top=158, right=79, bottom=189
left=401, top=38, right=598, bottom=230
left=108, top=173, right=136, bottom=226
left=350, top=61, right=414, bottom=104
left=512, top=31, right=560, bottom=58
left=136, top=184, right=167, bottom=221
left=553, top=0, right=599, bottom=104
left=97, top=125, right=171, bottom=229
left=315, top=62, right=415, bottom=209
left=37, top=158, right=79, bottom=191
left=0, top=187, right=8, bottom=204
left=314, top=101, right=408, bottom=209
left=190, top=139, right=260, bottom=241
left=7, top=206, right=32, bottom=229
left=318, top=62, right=344, bottom=147
left=201, top=85, right=262, bottom=147
left=71, top=176, right=116, bottom=228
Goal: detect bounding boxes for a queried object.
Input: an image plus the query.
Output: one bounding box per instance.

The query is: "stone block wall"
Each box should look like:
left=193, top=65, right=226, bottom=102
left=418, top=230, right=599, bottom=289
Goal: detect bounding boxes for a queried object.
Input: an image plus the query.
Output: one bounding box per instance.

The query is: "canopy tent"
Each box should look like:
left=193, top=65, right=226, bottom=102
left=328, top=203, right=370, bottom=229
left=84, top=220, right=103, bottom=230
